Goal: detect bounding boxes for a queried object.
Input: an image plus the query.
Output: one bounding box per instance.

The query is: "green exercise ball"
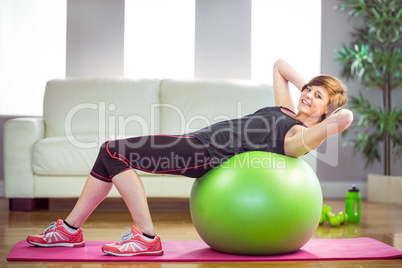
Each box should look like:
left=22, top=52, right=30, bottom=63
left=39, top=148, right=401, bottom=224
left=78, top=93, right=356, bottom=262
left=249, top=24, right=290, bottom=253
left=190, top=151, right=322, bottom=255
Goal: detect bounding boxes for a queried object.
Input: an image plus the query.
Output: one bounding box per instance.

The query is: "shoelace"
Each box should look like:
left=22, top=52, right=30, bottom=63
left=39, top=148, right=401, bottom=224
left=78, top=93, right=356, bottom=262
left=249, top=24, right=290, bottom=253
left=118, top=227, right=133, bottom=244
left=41, top=221, right=57, bottom=237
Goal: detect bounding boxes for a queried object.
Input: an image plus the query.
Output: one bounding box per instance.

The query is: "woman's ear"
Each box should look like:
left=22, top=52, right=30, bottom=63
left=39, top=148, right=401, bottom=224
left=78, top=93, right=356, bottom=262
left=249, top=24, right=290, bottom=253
left=325, top=105, right=333, bottom=117
left=319, top=103, right=334, bottom=122
left=326, top=101, right=341, bottom=116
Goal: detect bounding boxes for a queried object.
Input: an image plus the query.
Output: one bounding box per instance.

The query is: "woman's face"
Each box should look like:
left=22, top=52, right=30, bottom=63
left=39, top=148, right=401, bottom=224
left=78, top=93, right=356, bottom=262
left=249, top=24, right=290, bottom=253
left=297, top=85, right=330, bottom=119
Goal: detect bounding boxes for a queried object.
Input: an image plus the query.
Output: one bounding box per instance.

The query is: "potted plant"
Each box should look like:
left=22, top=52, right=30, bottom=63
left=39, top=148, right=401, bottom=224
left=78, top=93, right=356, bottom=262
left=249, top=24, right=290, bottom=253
left=335, top=0, right=402, bottom=204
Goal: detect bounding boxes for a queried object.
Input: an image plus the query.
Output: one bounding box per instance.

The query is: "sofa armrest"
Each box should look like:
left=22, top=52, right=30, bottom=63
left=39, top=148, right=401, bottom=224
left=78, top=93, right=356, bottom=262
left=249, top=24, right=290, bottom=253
left=4, top=117, right=45, bottom=198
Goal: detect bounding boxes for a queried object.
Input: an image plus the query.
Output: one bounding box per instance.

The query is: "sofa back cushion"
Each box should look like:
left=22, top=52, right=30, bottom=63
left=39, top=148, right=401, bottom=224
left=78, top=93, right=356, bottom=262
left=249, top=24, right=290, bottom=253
left=43, top=78, right=161, bottom=140
left=159, top=79, right=274, bottom=135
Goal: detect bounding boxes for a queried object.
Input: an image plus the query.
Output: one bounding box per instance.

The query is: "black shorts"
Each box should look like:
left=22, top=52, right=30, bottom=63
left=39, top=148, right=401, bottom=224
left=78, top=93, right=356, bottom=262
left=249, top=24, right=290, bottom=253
left=90, top=135, right=213, bottom=182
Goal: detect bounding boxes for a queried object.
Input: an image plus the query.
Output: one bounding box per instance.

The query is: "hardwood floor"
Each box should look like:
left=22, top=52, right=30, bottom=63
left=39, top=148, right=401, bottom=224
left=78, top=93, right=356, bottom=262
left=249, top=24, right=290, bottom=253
left=1, top=198, right=401, bottom=267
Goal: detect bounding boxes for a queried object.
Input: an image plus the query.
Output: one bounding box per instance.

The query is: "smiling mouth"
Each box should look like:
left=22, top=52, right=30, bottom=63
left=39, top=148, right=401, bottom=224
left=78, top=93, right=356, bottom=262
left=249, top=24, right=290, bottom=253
left=302, top=99, right=311, bottom=107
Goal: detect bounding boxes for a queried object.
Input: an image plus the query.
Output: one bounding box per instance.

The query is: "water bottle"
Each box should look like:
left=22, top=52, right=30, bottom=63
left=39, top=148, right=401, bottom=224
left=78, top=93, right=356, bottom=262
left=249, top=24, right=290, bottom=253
left=345, top=184, right=361, bottom=223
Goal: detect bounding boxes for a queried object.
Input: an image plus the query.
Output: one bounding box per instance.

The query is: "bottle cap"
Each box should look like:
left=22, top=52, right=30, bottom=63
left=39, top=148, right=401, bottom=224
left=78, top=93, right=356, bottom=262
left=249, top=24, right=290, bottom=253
left=348, top=184, right=360, bottom=192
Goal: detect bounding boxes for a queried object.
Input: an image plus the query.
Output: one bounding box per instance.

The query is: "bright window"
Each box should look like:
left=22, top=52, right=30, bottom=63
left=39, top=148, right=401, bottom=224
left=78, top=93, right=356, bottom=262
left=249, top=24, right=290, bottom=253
left=0, top=0, right=66, bottom=116
left=124, top=0, right=195, bottom=79
left=252, top=0, right=321, bottom=106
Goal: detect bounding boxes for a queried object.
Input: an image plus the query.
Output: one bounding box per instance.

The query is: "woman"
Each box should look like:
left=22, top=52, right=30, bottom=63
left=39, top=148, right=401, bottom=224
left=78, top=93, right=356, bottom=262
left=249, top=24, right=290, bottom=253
left=26, top=59, right=353, bottom=256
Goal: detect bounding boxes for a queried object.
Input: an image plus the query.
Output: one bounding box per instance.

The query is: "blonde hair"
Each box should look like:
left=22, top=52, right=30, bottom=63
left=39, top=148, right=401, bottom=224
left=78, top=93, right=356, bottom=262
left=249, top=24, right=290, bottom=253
left=302, top=75, right=347, bottom=121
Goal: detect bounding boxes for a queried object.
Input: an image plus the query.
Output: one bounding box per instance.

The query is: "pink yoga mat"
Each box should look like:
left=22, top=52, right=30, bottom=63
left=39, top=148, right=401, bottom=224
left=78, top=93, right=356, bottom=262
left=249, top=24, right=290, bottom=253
left=7, top=238, right=402, bottom=262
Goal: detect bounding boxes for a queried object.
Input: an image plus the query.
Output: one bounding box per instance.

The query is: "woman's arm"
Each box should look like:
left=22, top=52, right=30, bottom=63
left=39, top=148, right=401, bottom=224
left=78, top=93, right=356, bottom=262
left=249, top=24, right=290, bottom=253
left=285, top=109, right=354, bottom=157
left=273, top=59, right=307, bottom=111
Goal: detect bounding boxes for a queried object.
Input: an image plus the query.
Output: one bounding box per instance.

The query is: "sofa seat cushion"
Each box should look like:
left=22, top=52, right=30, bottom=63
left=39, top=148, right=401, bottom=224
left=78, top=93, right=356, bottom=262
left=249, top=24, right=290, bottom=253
left=32, top=136, right=99, bottom=176
left=32, top=136, right=155, bottom=177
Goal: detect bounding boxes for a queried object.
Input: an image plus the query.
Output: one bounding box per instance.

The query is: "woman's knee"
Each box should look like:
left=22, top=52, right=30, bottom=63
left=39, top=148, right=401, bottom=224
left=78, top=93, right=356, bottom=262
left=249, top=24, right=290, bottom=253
left=99, top=141, right=109, bottom=154
left=98, top=140, right=115, bottom=160
left=99, top=140, right=125, bottom=160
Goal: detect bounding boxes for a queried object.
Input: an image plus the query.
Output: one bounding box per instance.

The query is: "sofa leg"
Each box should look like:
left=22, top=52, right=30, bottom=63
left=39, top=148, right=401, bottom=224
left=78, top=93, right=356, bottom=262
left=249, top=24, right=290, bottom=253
left=9, top=198, right=49, bottom=211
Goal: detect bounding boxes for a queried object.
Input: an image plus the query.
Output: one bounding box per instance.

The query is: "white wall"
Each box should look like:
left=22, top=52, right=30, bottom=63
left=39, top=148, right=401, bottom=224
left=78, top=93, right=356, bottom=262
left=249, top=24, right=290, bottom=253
left=194, top=0, right=251, bottom=79
left=66, top=0, right=124, bottom=77
left=66, top=0, right=252, bottom=79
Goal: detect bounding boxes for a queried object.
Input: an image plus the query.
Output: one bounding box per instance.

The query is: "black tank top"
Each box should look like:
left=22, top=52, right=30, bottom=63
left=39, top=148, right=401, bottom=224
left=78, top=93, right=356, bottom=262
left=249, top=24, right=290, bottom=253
left=188, top=106, right=306, bottom=166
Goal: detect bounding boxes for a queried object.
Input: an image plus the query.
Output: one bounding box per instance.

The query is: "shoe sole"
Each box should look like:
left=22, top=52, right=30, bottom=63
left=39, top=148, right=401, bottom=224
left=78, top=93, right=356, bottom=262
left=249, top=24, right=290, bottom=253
left=102, top=248, right=164, bottom=257
left=27, top=239, right=85, bottom=247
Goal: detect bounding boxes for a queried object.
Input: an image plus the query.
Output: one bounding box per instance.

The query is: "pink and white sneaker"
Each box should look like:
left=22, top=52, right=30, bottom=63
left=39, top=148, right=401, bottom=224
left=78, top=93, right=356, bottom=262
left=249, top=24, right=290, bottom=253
left=27, top=219, right=85, bottom=247
left=102, top=226, right=163, bottom=256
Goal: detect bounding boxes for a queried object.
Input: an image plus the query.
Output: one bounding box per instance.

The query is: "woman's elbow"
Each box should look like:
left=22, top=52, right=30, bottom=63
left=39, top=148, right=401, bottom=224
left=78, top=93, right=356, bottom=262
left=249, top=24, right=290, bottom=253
left=339, top=109, right=354, bottom=132
left=274, top=58, right=285, bottom=69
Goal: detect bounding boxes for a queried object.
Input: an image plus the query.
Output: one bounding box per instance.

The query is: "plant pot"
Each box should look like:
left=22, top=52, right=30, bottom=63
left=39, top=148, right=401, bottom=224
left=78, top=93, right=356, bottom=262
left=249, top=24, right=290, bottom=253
left=367, top=174, right=402, bottom=205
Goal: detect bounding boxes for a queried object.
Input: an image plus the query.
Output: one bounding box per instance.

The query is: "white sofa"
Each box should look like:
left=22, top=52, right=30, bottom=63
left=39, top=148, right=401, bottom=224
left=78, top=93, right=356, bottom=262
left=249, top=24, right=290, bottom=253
left=4, top=78, right=316, bottom=210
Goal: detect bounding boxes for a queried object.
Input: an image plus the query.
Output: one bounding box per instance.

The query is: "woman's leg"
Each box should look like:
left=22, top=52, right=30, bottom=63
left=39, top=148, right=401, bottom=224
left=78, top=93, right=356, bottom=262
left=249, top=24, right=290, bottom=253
left=65, top=168, right=155, bottom=235
left=65, top=174, right=113, bottom=228
left=101, top=135, right=212, bottom=236
left=65, top=138, right=156, bottom=235
left=99, top=135, right=212, bottom=256
left=26, top=173, right=111, bottom=247
left=89, top=135, right=212, bottom=234
left=112, top=169, right=155, bottom=236
left=101, top=169, right=164, bottom=257
left=71, top=135, right=212, bottom=232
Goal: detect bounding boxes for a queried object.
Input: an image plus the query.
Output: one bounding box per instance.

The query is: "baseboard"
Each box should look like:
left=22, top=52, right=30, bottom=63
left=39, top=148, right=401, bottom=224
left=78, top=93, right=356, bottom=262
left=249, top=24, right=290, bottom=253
left=320, top=181, right=367, bottom=199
